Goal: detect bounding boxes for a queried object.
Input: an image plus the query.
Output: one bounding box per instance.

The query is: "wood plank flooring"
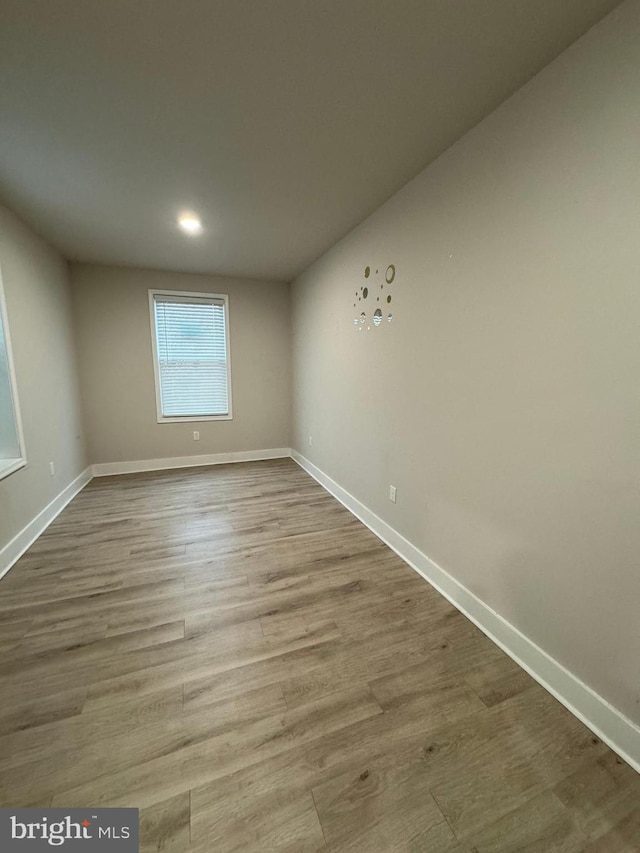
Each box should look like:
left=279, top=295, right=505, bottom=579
left=0, top=458, right=638, bottom=851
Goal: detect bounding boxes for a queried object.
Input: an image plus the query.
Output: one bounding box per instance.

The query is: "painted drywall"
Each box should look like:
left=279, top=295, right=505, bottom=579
left=291, top=0, right=640, bottom=725
left=0, top=203, right=87, bottom=551
left=71, top=264, right=291, bottom=464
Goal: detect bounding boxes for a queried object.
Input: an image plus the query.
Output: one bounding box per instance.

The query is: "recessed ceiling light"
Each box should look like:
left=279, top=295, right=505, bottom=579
left=178, top=212, right=202, bottom=235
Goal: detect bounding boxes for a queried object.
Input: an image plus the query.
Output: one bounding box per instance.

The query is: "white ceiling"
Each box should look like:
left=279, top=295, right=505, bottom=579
left=0, top=0, right=621, bottom=282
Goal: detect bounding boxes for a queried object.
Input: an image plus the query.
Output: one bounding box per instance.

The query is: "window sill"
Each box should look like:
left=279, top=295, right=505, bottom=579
left=157, top=414, right=233, bottom=424
left=0, top=457, right=26, bottom=481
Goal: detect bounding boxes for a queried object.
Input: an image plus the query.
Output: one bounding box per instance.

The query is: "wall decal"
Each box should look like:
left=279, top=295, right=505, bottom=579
left=353, top=264, right=397, bottom=331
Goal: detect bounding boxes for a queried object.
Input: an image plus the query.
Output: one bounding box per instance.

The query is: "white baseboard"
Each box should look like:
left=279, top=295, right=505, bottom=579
left=0, top=466, right=93, bottom=581
left=92, top=447, right=292, bottom=477
left=291, top=450, right=640, bottom=775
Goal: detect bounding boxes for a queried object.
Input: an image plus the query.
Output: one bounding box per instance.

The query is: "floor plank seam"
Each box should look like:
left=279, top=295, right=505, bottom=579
left=309, top=786, right=328, bottom=846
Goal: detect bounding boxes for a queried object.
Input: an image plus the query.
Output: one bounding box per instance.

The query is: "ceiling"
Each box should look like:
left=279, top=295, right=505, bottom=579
left=0, top=0, right=621, bottom=282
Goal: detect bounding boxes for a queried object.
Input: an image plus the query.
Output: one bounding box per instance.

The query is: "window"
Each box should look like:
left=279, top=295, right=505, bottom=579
left=149, top=290, right=232, bottom=422
left=0, top=266, right=26, bottom=479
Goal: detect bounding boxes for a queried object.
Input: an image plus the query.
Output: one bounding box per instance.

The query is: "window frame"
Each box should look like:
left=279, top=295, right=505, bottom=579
left=148, top=289, right=233, bottom=424
left=0, top=264, right=27, bottom=480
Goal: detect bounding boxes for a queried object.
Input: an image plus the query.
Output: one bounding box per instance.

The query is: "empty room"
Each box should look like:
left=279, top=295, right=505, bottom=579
left=0, top=1, right=639, bottom=850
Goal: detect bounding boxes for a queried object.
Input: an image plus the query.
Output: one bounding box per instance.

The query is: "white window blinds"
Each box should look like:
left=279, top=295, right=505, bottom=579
left=152, top=292, right=230, bottom=419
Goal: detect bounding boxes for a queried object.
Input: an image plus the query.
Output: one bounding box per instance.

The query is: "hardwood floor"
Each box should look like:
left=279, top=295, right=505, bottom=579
left=0, top=458, right=638, bottom=851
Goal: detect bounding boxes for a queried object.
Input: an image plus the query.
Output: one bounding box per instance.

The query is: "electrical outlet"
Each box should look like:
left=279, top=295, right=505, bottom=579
left=308, top=436, right=313, bottom=446
left=49, top=461, right=56, bottom=477
left=193, top=431, right=200, bottom=441
left=389, top=485, right=397, bottom=503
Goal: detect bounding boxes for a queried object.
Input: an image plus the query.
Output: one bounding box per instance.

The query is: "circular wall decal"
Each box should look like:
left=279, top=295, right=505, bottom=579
left=387, top=313, right=393, bottom=323
left=385, top=264, right=396, bottom=284
left=387, top=294, right=392, bottom=303
left=360, top=312, right=366, bottom=324
left=363, top=287, right=368, bottom=299
left=373, top=308, right=382, bottom=326
left=364, top=266, right=370, bottom=278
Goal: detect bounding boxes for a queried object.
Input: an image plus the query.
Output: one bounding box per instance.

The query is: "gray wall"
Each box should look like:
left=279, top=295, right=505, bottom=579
left=291, top=2, right=640, bottom=723
left=0, top=204, right=87, bottom=551
left=71, top=264, right=291, bottom=464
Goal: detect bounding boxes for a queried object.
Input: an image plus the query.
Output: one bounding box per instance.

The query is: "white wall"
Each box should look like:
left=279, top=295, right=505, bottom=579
left=71, top=263, right=291, bottom=465
left=291, top=1, right=640, bottom=724
left=0, top=203, right=88, bottom=552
